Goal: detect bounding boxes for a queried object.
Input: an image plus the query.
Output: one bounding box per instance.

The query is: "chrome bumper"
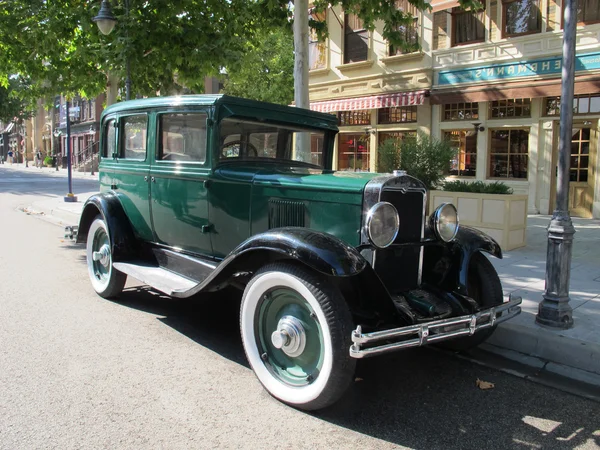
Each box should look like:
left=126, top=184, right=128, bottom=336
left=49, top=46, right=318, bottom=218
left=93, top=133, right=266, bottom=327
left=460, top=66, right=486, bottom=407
left=64, top=225, right=78, bottom=240
left=350, top=295, right=522, bottom=358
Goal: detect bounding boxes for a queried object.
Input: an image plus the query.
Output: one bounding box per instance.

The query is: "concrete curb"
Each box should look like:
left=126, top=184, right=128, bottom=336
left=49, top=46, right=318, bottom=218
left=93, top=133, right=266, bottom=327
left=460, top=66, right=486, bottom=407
left=487, top=321, right=600, bottom=379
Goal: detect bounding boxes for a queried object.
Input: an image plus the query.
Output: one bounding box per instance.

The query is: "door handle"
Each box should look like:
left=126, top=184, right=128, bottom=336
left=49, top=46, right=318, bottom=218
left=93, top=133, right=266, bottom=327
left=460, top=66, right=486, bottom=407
left=144, top=176, right=148, bottom=182
left=151, top=176, right=155, bottom=183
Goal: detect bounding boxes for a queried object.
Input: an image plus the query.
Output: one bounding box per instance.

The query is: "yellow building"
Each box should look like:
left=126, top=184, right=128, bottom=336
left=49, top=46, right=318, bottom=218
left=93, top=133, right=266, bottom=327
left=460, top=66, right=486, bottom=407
left=308, top=1, right=600, bottom=218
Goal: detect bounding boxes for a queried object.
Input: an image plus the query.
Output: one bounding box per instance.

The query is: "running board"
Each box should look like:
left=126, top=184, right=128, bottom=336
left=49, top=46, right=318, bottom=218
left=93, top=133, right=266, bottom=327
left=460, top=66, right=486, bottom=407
left=113, top=262, right=198, bottom=296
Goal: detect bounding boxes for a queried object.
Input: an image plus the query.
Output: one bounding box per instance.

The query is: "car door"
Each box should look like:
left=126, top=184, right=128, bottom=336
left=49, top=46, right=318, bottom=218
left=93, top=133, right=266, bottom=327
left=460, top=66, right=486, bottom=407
left=149, top=111, right=212, bottom=256
left=110, top=113, right=153, bottom=241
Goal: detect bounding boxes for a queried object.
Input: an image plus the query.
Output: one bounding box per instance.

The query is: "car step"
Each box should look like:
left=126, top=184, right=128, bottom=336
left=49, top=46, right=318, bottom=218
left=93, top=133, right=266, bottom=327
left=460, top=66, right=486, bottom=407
left=113, top=262, right=198, bottom=296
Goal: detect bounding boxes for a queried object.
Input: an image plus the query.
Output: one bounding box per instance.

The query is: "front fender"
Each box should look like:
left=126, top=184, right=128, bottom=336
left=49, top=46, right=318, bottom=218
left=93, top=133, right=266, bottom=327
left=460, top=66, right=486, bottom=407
left=232, top=227, right=367, bottom=277
left=176, top=227, right=369, bottom=298
left=76, top=192, right=140, bottom=262
left=452, top=225, right=502, bottom=294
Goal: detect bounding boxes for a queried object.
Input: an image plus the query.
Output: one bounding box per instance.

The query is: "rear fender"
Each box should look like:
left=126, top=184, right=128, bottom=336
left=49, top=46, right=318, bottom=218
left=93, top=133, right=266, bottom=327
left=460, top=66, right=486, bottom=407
left=76, top=192, right=140, bottom=262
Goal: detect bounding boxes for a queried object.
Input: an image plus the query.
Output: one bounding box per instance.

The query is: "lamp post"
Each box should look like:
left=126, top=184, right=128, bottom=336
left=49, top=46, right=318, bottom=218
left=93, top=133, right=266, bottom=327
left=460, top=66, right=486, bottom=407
left=536, top=0, right=577, bottom=328
left=93, top=0, right=131, bottom=101
left=64, top=100, right=78, bottom=203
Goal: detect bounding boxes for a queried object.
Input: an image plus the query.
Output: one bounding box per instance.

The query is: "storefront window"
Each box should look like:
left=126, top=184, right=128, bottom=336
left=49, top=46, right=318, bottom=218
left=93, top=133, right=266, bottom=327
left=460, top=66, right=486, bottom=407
left=309, top=10, right=327, bottom=70
left=378, top=106, right=417, bottom=124
left=452, top=7, right=485, bottom=46
left=389, top=0, right=419, bottom=55
left=338, top=110, right=371, bottom=126
left=443, top=103, right=479, bottom=121
left=545, top=94, right=600, bottom=115
left=338, top=133, right=370, bottom=171
left=490, top=98, right=531, bottom=118
left=344, top=13, right=368, bottom=63
left=444, top=130, right=477, bottom=177
left=311, top=133, right=324, bottom=166
left=489, top=129, right=529, bottom=179
left=503, top=0, right=541, bottom=36
left=564, top=0, right=600, bottom=24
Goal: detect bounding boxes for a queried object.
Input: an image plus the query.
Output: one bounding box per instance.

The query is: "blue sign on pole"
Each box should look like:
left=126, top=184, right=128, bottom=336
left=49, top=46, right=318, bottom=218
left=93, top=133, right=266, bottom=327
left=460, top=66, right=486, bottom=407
left=438, top=51, right=600, bottom=86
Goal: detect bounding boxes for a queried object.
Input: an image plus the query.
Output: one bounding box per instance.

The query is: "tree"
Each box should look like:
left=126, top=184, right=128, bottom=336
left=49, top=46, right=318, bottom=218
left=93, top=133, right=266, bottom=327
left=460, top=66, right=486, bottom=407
left=222, top=28, right=294, bottom=105
left=0, top=1, right=279, bottom=102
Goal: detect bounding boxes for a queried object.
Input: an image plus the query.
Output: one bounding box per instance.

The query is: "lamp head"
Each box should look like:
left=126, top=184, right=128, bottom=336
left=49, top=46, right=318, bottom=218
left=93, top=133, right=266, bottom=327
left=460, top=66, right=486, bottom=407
left=93, top=0, right=117, bottom=35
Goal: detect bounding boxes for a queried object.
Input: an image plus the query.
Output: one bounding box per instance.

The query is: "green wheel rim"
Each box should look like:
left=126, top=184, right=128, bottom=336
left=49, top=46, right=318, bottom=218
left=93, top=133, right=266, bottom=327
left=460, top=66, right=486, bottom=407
left=92, top=228, right=110, bottom=282
left=256, top=287, right=324, bottom=386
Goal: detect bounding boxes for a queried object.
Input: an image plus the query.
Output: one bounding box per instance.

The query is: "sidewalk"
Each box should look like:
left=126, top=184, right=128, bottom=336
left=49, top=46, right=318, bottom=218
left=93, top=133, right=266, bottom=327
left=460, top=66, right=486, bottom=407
left=15, top=162, right=600, bottom=386
left=484, top=216, right=600, bottom=386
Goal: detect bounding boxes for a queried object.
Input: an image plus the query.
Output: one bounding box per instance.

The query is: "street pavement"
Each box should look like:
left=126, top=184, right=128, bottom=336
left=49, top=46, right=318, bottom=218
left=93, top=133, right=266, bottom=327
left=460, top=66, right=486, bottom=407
left=1, top=163, right=600, bottom=448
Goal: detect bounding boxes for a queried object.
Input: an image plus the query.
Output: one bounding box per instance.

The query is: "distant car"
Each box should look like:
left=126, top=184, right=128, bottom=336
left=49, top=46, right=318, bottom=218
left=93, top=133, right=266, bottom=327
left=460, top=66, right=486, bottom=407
left=68, top=95, right=521, bottom=410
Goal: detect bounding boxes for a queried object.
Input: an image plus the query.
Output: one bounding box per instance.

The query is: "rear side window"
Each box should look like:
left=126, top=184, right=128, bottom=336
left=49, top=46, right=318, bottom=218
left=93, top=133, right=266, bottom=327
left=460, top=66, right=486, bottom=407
left=121, top=115, right=147, bottom=161
left=159, top=113, right=207, bottom=163
left=103, top=119, right=116, bottom=158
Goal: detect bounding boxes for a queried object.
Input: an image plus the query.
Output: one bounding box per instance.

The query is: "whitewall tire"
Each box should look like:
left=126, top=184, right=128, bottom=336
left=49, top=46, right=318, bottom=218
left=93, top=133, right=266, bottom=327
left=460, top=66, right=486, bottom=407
left=240, top=263, right=356, bottom=410
left=86, top=217, right=127, bottom=298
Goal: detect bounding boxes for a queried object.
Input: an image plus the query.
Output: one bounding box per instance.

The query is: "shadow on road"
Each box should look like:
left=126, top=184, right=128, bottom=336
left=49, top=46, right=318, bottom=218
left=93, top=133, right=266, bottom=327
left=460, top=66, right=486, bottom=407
left=107, top=286, right=600, bottom=449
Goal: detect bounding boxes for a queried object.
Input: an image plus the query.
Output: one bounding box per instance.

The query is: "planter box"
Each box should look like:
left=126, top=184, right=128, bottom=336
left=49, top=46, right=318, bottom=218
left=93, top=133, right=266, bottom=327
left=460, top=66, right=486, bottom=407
left=429, top=191, right=528, bottom=251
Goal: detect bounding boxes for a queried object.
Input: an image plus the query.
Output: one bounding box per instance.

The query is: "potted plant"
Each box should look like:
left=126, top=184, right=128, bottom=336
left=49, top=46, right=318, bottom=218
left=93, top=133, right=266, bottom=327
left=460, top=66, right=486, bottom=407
left=429, top=180, right=528, bottom=251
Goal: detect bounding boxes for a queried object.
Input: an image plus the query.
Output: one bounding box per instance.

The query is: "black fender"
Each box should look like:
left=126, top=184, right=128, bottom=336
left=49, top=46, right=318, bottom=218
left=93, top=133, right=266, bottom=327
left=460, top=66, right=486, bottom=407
left=75, top=192, right=140, bottom=262
left=452, top=225, right=503, bottom=294
left=179, top=227, right=367, bottom=295
left=177, top=227, right=401, bottom=324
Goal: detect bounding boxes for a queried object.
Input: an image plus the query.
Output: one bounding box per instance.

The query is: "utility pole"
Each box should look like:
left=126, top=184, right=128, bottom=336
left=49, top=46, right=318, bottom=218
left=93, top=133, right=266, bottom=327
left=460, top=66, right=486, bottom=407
left=293, top=0, right=310, bottom=162
left=536, top=0, right=577, bottom=328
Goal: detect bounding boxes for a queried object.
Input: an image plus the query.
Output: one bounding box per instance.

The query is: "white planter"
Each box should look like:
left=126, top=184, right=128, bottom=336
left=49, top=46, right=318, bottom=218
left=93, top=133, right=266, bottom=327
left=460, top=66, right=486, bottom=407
left=429, top=191, right=528, bottom=251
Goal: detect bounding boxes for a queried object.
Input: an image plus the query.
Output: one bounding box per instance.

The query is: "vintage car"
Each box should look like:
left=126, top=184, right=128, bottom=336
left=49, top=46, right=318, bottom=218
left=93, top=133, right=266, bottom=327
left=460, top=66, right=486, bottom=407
left=68, top=95, right=522, bottom=411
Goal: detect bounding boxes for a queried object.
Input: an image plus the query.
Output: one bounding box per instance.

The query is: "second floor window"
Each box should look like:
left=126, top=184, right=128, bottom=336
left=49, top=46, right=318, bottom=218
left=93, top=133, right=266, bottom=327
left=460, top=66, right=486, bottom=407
left=338, top=109, right=371, bottom=126
left=389, top=0, right=419, bottom=55
left=309, top=10, right=327, bottom=70
left=490, top=98, right=531, bottom=118
left=503, top=0, right=541, bottom=37
left=344, top=13, right=368, bottom=63
left=452, top=7, right=485, bottom=46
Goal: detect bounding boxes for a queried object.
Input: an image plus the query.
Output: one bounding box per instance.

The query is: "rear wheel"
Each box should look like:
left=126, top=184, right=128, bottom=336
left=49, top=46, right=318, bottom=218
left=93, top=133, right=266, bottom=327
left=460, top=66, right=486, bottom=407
left=240, top=263, right=356, bottom=411
left=86, top=217, right=126, bottom=298
left=441, top=252, right=503, bottom=351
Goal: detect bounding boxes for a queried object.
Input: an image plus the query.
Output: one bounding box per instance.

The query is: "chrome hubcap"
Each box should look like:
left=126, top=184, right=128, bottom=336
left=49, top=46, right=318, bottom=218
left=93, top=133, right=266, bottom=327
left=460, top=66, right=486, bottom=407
left=92, top=244, right=111, bottom=266
left=270, top=315, right=306, bottom=357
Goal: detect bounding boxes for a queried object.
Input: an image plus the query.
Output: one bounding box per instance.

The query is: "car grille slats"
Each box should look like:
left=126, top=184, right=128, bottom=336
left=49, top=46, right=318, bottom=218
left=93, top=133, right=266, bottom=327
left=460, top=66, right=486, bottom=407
left=379, top=190, right=424, bottom=244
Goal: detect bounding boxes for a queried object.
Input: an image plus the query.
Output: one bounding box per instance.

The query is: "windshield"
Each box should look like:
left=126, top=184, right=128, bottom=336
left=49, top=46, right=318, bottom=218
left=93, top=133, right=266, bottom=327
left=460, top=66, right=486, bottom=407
left=218, top=118, right=326, bottom=168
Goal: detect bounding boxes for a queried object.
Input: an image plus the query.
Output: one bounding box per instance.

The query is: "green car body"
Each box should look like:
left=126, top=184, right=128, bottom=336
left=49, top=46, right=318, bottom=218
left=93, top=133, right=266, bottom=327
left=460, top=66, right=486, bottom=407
left=73, top=95, right=522, bottom=411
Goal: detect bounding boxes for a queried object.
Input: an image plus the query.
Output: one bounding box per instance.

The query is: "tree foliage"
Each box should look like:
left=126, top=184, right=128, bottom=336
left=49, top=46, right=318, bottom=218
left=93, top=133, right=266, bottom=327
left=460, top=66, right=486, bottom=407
left=222, top=28, right=294, bottom=105
left=0, top=0, right=280, bottom=102
left=0, top=77, right=36, bottom=123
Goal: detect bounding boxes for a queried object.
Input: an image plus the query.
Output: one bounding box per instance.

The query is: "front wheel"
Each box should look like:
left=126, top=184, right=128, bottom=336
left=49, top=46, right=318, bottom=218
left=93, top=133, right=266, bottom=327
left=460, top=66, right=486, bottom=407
left=240, top=263, right=356, bottom=411
left=86, top=217, right=127, bottom=298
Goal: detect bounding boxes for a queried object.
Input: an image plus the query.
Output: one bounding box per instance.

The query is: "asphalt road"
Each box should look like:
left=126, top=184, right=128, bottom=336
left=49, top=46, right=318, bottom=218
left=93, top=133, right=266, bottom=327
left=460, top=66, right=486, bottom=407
left=1, top=166, right=599, bottom=449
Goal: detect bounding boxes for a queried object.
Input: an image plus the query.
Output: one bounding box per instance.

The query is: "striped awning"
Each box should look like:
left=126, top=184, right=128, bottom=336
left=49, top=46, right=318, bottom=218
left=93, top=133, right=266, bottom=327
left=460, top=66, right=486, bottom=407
left=1, top=122, right=14, bottom=134
left=309, top=91, right=427, bottom=113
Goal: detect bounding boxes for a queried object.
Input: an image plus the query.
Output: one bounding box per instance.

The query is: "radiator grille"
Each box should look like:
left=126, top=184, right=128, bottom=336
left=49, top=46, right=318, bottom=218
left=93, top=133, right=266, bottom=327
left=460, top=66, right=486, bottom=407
left=379, top=189, right=424, bottom=243
left=374, top=189, right=425, bottom=291
left=268, top=200, right=306, bottom=228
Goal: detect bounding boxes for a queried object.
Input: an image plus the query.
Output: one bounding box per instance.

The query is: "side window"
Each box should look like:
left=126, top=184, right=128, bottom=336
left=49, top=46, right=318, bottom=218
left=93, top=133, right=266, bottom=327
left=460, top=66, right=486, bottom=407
left=159, top=113, right=207, bottom=162
left=103, top=119, right=116, bottom=158
left=121, top=115, right=147, bottom=161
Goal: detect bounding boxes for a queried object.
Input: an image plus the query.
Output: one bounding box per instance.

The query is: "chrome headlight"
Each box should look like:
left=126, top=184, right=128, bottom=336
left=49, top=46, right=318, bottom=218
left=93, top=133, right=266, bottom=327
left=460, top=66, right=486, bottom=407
left=431, top=203, right=459, bottom=242
left=366, top=202, right=399, bottom=249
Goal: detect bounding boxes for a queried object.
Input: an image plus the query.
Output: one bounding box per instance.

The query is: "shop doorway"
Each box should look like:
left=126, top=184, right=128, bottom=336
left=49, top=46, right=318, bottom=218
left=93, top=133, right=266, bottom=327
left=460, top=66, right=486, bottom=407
left=550, top=122, right=597, bottom=218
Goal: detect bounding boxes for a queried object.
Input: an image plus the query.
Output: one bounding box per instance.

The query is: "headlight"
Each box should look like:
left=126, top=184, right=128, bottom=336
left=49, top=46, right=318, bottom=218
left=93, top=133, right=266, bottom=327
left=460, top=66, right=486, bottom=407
left=431, top=203, right=459, bottom=242
left=366, top=202, right=399, bottom=249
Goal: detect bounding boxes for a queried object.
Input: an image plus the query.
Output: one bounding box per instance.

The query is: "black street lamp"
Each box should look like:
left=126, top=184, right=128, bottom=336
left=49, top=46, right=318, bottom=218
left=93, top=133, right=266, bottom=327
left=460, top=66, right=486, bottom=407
left=93, top=0, right=131, bottom=101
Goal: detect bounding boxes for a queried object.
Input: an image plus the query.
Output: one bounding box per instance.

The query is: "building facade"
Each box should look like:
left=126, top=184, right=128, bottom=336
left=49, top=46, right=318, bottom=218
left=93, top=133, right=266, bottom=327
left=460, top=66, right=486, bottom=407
left=308, top=1, right=600, bottom=218
left=55, top=94, right=105, bottom=169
